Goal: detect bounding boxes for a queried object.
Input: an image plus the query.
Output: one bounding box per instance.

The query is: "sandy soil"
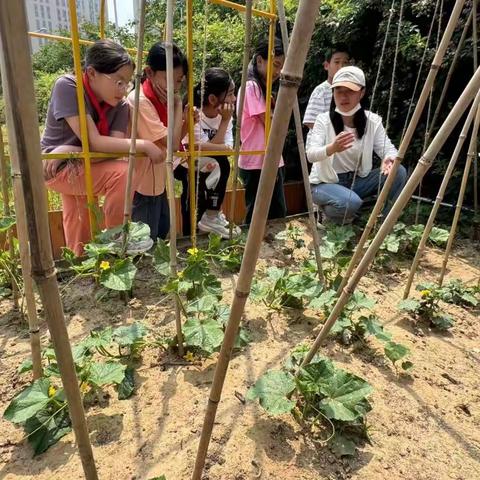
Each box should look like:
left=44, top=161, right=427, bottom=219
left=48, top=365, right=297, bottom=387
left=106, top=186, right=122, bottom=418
left=1, top=218, right=479, bottom=480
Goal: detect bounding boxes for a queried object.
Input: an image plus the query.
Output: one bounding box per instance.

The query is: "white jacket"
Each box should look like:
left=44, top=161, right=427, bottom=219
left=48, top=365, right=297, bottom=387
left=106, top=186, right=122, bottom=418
left=307, top=110, right=398, bottom=184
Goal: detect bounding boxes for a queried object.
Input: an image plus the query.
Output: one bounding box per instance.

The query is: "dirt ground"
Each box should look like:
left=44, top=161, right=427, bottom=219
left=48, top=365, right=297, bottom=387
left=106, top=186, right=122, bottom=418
left=0, top=218, right=479, bottom=480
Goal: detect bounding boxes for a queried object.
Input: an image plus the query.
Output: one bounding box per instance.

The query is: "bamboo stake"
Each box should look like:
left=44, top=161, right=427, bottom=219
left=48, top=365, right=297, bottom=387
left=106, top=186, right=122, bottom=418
left=403, top=89, right=480, bottom=298
left=228, top=0, right=253, bottom=239
left=191, top=2, right=321, bottom=477
left=165, top=0, right=184, bottom=357
left=301, top=66, right=480, bottom=370
left=122, top=0, right=146, bottom=230
left=438, top=101, right=480, bottom=285
left=100, top=0, right=106, bottom=39
left=336, top=0, right=466, bottom=296
left=11, top=176, right=43, bottom=379
left=473, top=0, right=479, bottom=240
left=264, top=0, right=276, bottom=142
left=276, top=0, right=324, bottom=282
left=0, top=125, right=19, bottom=308
left=0, top=2, right=98, bottom=478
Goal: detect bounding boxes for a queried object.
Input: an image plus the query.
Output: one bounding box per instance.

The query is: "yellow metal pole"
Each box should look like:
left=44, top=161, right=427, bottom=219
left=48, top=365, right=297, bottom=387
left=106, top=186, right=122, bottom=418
left=207, top=0, right=276, bottom=19
left=100, top=0, right=106, bottom=39
left=186, top=0, right=197, bottom=246
left=264, top=0, right=276, bottom=142
left=28, top=31, right=147, bottom=55
left=68, top=0, right=96, bottom=238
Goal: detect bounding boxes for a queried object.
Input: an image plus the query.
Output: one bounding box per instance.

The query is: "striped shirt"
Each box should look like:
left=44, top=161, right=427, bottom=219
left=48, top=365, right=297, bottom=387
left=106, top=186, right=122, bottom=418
left=303, top=80, right=332, bottom=126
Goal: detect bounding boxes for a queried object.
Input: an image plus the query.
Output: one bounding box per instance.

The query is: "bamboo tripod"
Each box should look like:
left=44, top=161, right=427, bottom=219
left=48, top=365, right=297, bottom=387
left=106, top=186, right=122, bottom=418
left=191, top=1, right=321, bottom=478
left=276, top=0, right=324, bottom=283
left=228, top=0, right=253, bottom=239
left=403, top=89, right=480, bottom=298
left=336, top=0, right=467, bottom=296
left=473, top=0, right=479, bottom=239
left=0, top=2, right=98, bottom=478
left=165, top=0, right=185, bottom=356
left=300, top=66, right=480, bottom=369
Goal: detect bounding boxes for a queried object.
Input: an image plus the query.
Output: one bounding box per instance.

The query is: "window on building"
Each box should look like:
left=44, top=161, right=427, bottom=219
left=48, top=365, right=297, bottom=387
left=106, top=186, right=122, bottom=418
left=34, top=4, right=38, bottom=16
left=40, top=5, right=44, bottom=18
left=47, top=6, right=51, bottom=18
left=36, top=19, right=40, bottom=30
left=48, top=21, right=52, bottom=30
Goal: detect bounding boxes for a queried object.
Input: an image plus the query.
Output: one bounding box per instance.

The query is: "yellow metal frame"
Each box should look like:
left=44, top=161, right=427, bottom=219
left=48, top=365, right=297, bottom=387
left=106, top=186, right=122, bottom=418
left=26, top=0, right=278, bottom=244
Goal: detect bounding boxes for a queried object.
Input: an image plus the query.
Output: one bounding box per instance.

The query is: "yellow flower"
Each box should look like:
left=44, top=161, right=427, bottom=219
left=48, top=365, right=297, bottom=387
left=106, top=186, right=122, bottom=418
left=99, top=260, right=111, bottom=271
left=48, top=385, right=57, bottom=397
left=177, top=270, right=184, bottom=279
left=80, top=383, right=91, bottom=395
left=420, top=289, right=431, bottom=298
left=184, top=351, right=195, bottom=362
left=187, top=247, right=199, bottom=256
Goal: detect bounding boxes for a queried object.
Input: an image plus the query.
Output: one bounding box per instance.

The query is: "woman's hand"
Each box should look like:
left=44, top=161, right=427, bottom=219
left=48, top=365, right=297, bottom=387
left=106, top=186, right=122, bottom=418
left=381, top=156, right=396, bottom=175
left=152, top=82, right=168, bottom=104
left=328, top=131, right=355, bottom=155
left=218, top=102, right=234, bottom=122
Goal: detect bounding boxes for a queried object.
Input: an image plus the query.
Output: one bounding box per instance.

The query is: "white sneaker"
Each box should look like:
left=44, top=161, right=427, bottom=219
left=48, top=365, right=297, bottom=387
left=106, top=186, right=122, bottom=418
left=198, top=212, right=230, bottom=239
left=218, top=212, right=241, bottom=236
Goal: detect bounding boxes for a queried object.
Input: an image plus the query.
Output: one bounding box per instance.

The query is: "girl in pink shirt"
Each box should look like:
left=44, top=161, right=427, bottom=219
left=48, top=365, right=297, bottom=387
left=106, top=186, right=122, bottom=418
left=238, top=38, right=286, bottom=224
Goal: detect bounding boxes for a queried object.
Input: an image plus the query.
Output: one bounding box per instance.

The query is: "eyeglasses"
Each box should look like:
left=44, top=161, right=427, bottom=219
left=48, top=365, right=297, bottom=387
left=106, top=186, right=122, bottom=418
left=102, top=73, right=133, bottom=92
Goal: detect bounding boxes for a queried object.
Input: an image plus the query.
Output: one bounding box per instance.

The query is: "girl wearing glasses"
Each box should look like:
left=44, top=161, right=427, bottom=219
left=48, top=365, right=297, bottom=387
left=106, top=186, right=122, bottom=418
left=41, top=39, right=165, bottom=255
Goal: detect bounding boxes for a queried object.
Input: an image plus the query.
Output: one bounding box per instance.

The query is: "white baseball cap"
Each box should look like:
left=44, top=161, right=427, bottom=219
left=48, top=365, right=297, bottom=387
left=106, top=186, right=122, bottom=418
left=331, top=66, right=366, bottom=91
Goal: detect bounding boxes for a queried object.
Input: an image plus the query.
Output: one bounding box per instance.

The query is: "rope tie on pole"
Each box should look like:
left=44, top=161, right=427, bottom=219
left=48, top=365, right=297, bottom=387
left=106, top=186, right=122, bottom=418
left=234, top=289, right=250, bottom=298
left=279, top=73, right=302, bottom=88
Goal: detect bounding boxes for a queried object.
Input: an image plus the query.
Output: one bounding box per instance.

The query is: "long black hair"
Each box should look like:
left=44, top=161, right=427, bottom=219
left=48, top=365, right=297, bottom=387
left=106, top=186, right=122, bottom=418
left=193, top=67, right=233, bottom=108
left=145, top=41, right=188, bottom=74
left=84, top=39, right=135, bottom=73
left=248, top=37, right=284, bottom=99
left=329, top=92, right=367, bottom=139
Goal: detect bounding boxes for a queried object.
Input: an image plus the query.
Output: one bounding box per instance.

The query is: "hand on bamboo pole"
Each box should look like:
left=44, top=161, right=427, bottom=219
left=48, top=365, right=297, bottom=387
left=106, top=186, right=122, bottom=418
left=301, top=65, right=480, bottom=370
left=191, top=1, right=322, bottom=478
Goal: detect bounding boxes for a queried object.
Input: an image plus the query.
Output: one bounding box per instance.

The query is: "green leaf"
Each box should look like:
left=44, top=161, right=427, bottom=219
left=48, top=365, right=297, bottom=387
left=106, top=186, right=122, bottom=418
left=112, top=323, right=147, bottom=347
left=83, top=242, right=117, bottom=257
left=330, top=316, right=353, bottom=335
left=429, top=227, right=450, bottom=245
left=308, top=289, right=337, bottom=311
left=0, top=216, right=16, bottom=232
left=296, top=359, right=336, bottom=395
left=186, top=295, right=217, bottom=315
left=398, top=298, right=419, bottom=312
left=183, top=318, right=224, bottom=355
left=401, top=361, right=414, bottom=371
left=234, top=327, right=250, bottom=348
left=153, top=240, right=171, bottom=276
left=88, top=361, right=126, bottom=387
left=431, top=313, right=454, bottom=330
left=148, top=476, right=167, bottom=480
left=25, top=407, right=71, bottom=455
left=80, top=327, right=113, bottom=350
left=18, top=358, right=34, bottom=374
left=3, top=378, right=53, bottom=423
left=384, top=342, right=409, bottom=364
left=246, top=370, right=296, bottom=415
left=382, top=234, right=400, bottom=253
left=117, top=366, right=135, bottom=399
left=329, top=433, right=357, bottom=457
left=100, top=258, right=137, bottom=291
left=359, top=316, right=392, bottom=342
left=207, top=233, right=222, bottom=253
left=349, top=291, right=376, bottom=310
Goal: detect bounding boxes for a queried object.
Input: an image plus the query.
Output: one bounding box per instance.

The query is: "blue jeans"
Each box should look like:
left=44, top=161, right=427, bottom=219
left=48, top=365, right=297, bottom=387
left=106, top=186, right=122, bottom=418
left=311, top=166, right=407, bottom=223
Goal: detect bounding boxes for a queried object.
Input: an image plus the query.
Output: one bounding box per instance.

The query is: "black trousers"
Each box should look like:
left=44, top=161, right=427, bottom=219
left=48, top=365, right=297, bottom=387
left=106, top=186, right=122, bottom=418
left=239, top=166, right=287, bottom=224
left=131, top=191, right=170, bottom=240
left=174, top=156, right=230, bottom=236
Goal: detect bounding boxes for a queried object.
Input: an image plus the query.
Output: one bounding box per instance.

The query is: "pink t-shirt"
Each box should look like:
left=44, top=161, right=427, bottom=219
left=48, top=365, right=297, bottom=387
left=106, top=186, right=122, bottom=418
left=238, top=80, right=283, bottom=170
left=127, top=90, right=168, bottom=196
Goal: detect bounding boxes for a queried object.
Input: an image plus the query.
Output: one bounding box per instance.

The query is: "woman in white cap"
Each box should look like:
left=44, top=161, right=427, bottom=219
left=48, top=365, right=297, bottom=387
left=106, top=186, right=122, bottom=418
left=306, top=65, right=406, bottom=224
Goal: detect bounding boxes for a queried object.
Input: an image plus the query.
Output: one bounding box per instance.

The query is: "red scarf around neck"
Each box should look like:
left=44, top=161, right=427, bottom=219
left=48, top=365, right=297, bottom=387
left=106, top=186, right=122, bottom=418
left=82, top=72, right=112, bottom=136
left=142, top=78, right=185, bottom=151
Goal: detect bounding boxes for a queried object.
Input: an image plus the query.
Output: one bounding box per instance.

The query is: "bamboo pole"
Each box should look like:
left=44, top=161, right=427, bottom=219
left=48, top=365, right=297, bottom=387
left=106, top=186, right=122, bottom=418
left=264, top=0, right=276, bottom=142
left=473, top=0, right=479, bottom=240
left=11, top=176, right=43, bottom=379
left=165, top=0, right=184, bottom=357
left=186, top=0, right=197, bottom=246
left=228, top=0, right=253, bottom=239
left=336, top=0, right=466, bottom=296
left=0, top=2, right=98, bottom=478
left=100, top=0, right=106, bottom=39
left=438, top=102, right=480, bottom=285
left=68, top=0, right=97, bottom=239
left=276, top=0, right=324, bottom=282
left=191, top=2, right=321, bottom=477
left=403, top=89, right=480, bottom=298
left=122, top=0, right=146, bottom=230
left=301, top=66, right=480, bottom=370
left=0, top=125, right=19, bottom=308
